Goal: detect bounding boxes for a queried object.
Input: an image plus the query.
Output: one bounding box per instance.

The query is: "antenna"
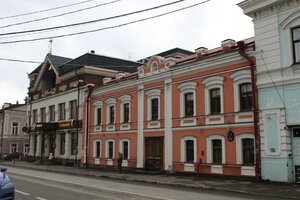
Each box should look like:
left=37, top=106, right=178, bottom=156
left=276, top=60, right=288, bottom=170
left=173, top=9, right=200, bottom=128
left=48, top=38, right=53, bottom=54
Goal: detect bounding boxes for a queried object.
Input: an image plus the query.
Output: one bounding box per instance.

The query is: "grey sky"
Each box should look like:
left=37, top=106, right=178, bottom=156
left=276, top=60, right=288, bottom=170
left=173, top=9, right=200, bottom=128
left=0, top=0, right=253, bottom=106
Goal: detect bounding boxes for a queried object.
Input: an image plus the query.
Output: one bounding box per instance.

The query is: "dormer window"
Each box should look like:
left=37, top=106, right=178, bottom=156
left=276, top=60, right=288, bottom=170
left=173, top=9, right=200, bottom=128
left=151, top=63, right=158, bottom=72
left=292, top=27, right=300, bottom=64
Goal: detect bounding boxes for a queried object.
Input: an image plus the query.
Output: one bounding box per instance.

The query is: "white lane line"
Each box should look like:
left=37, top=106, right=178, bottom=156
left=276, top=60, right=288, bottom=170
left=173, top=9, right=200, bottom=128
left=15, top=190, right=30, bottom=195
left=35, top=197, right=47, bottom=200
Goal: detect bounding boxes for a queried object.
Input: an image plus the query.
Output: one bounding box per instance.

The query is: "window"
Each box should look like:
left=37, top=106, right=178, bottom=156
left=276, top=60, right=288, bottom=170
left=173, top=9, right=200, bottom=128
left=212, top=139, right=222, bottom=164
left=119, top=95, right=131, bottom=126
left=151, top=62, right=158, bottom=72
left=242, top=138, right=254, bottom=165
left=203, top=76, right=224, bottom=116
left=210, top=88, right=220, bottom=114
left=180, top=136, right=197, bottom=163
left=109, top=106, right=115, bottom=124
left=292, top=27, right=300, bottom=63
left=40, top=107, right=46, bottom=122
left=120, top=139, right=130, bottom=160
left=12, top=122, right=18, bottom=135
left=151, top=98, right=158, bottom=120
left=69, top=100, right=77, bottom=119
left=94, top=140, right=101, bottom=158
left=10, top=144, right=17, bottom=153
left=59, top=103, right=66, bottom=121
left=93, top=101, right=103, bottom=128
left=123, top=103, right=130, bottom=123
left=33, top=109, right=38, bottom=123
left=60, top=133, right=65, bottom=155
left=49, top=105, right=55, bottom=122
left=239, top=83, right=252, bottom=111
left=24, top=144, right=30, bottom=154
left=185, top=140, right=194, bottom=163
left=106, top=140, right=114, bottom=159
left=184, top=93, right=194, bottom=117
left=178, top=82, right=197, bottom=118
left=206, top=135, right=225, bottom=164
left=71, top=132, right=78, bottom=155
left=146, top=90, right=161, bottom=124
left=96, top=108, right=102, bottom=125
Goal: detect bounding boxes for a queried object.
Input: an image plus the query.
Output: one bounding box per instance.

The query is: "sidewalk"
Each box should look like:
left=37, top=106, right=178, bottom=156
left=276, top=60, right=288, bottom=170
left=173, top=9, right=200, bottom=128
left=1, top=160, right=300, bottom=199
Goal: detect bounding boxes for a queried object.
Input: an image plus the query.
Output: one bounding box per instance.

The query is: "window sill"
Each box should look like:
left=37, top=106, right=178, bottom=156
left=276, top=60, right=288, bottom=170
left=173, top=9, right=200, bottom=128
left=180, top=117, right=196, bottom=126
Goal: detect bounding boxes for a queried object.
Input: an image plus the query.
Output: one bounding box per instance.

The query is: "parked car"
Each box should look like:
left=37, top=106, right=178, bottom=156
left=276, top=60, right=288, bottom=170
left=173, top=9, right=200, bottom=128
left=0, top=167, right=14, bottom=200
left=3, top=153, right=23, bottom=161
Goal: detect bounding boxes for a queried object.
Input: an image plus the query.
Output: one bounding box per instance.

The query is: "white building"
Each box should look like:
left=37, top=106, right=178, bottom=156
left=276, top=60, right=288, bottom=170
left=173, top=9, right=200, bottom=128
left=239, top=0, right=300, bottom=183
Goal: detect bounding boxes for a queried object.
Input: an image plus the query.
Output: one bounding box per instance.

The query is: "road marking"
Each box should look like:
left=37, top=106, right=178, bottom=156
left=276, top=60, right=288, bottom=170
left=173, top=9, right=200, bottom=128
left=86, top=185, right=173, bottom=200
left=15, top=190, right=30, bottom=195
left=36, top=197, right=47, bottom=200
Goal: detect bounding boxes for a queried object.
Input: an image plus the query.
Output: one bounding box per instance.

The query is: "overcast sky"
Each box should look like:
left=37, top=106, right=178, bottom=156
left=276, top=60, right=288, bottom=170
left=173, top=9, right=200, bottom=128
left=0, top=0, right=253, bottom=106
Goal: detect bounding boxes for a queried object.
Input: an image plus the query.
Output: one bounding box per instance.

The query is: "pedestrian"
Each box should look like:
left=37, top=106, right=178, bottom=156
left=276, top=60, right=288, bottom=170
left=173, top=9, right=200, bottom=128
left=117, top=153, right=123, bottom=173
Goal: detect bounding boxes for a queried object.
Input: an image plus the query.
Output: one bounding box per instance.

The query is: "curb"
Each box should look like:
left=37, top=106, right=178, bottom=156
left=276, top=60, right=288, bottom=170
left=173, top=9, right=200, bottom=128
left=2, top=162, right=299, bottom=199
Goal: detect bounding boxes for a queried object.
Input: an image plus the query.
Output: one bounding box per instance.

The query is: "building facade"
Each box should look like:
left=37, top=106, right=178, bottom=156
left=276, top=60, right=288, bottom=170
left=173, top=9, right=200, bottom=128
left=239, top=0, right=300, bottom=183
left=26, top=52, right=139, bottom=165
left=0, top=103, right=28, bottom=158
left=83, top=39, right=259, bottom=177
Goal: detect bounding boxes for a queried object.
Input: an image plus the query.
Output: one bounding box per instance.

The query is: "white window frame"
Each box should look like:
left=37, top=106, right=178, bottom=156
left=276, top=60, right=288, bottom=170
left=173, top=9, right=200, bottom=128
left=230, top=70, right=253, bottom=122
left=93, top=101, right=103, bottom=132
left=146, top=89, right=161, bottom=128
left=202, top=76, right=224, bottom=124
left=105, top=139, right=115, bottom=159
left=10, top=143, right=17, bottom=153
left=119, top=139, right=130, bottom=160
left=177, top=82, right=197, bottom=126
left=180, top=136, right=197, bottom=163
left=206, top=135, right=226, bottom=164
left=93, top=139, right=102, bottom=158
left=119, top=95, right=131, bottom=130
left=106, top=98, right=116, bottom=131
left=11, top=122, right=18, bottom=135
left=280, top=11, right=300, bottom=66
left=236, top=133, right=255, bottom=165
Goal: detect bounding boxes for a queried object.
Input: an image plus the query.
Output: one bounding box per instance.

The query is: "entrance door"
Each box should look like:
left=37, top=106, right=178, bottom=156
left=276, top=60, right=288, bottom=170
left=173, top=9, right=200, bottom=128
left=293, top=128, right=300, bottom=183
left=145, top=137, right=163, bottom=171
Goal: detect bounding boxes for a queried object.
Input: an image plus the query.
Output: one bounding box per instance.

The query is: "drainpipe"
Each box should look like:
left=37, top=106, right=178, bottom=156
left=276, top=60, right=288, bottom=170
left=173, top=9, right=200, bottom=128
left=238, top=41, right=261, bottom=179
left=84, top=84, right=94, bottom=168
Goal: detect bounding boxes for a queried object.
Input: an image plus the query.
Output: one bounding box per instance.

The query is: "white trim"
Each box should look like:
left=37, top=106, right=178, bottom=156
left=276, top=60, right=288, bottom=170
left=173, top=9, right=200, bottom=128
left=146, top=89, right=161, bottom=128
left=93, top=101, right=103, bottom=132
left=119, top=95, right=131, bottom=130
left=106, top=98, right=116, bottom=131
left=206, top=135, right=226, bottom=164
left=93, top=139, right=101, bottom=165
left=119, top=139, right=130, bottom=163
left=211, top=165, right=223, bottom=174
left=230, top=70, right=251, bottom=113
left=137, top=85, right=144, bottom=168
left=180, top=136, right=197, bottom=163
left=177, top=82, right=197, bottom=119
left=236, top=134, right=255, bottom=165
left=202, top=76, right=225, bottom=125
left=105, top=139, right=115, bottom=159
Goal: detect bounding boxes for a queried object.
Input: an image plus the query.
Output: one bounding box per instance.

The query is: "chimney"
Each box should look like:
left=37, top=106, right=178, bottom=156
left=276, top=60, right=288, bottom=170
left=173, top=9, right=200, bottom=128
left=195, top=47, right=208, bottom=55
left=221, top=39, right=236, bottom=50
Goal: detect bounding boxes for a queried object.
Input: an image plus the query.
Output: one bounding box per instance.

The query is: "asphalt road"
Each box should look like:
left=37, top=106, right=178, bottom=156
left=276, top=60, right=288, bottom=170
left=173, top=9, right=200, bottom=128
left=4, top=166, right=284, bottom=200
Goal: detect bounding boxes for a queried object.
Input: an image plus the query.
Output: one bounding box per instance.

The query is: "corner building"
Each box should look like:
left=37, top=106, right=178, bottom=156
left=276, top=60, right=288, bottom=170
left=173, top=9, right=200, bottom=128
left=84, top=39, right=259, bottom=177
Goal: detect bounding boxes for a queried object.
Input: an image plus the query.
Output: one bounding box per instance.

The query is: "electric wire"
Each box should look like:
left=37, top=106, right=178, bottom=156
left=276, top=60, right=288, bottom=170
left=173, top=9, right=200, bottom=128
left=0, top=0, right=96, bottom=20
left=0, top=0, right=121, bottom=29
left=0, top=0, right=190, bottom=37
left=0, top=0, right=211, bottom=44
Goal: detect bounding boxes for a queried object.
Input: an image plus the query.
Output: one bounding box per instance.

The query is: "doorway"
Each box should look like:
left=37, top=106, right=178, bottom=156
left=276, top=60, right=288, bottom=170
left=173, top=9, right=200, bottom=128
left=292, top=128, right=300, bottom=183
left=145, top=137, right=164, bottom=171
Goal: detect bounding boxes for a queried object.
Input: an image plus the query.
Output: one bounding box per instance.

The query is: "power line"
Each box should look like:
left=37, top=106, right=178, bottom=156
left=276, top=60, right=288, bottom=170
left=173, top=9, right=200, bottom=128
left=0, top=0, right=121, bottom=29
left=0, top=57, right=40, bottom=64
left=0, top=0, right=96, bottom=20
left=0, top=0, right=211, bottom=44
left=0, top=0, right=189, bottom=37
